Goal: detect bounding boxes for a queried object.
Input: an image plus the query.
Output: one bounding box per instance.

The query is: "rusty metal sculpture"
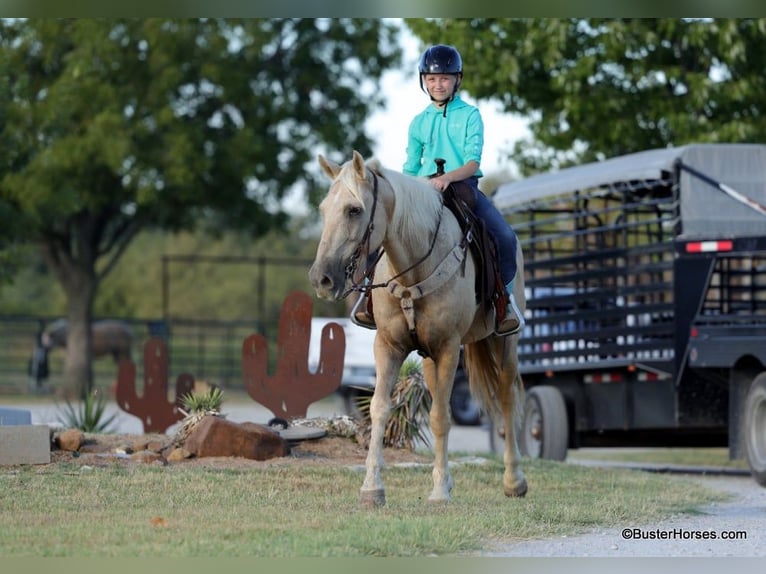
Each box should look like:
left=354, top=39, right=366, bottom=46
left=242, top=290, right=345, bottom=421
left=116, top=337, right=194, bottom=433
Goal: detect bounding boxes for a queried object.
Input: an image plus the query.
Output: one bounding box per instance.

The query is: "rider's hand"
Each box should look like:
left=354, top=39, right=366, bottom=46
left=431, top=176, right=449, bottom=192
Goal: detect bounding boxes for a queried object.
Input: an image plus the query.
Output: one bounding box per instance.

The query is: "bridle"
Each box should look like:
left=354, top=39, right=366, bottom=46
left=341, top=169, right=446, bottom=299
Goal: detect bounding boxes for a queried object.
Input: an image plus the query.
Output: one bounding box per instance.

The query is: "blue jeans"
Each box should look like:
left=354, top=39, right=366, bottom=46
left=464, top=177, right=518, bottom=285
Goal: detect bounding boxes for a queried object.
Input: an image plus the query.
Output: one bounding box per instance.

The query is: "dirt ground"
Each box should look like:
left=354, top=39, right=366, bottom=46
left=47, top=430, right=432, bottom=471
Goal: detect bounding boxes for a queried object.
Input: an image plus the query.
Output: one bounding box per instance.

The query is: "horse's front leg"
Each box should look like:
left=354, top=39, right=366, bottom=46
left=423, top=355, right=458, bottom=503
left=360, top=346, right=402, bottom=507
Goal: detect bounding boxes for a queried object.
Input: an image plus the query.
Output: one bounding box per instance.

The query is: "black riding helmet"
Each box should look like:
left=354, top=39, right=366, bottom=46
left=418, top=44, right=463, bottom=97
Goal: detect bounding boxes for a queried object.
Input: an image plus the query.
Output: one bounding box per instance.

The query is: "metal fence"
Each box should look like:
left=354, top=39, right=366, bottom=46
left=0, top=315, right=277, bottom=395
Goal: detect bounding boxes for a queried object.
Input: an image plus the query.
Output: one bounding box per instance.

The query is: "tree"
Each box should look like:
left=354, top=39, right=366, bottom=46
left=406, top=18, right=766, bottom=173
left=0, top=18, right=400, bottom=397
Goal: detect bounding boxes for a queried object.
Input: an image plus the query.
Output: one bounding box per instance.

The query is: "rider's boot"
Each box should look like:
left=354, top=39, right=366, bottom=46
left=351, top=289, right=376, bottom=330
left=496, top=279, right=525, bottom=336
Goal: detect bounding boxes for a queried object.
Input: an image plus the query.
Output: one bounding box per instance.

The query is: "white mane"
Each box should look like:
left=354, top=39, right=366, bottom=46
left=367, top=159, right=443, bottom=246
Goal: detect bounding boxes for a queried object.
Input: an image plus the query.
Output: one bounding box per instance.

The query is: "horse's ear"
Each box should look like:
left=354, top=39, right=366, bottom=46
left=352, top=150, right=366, bottom=178
left=318, top=154, right=341, bottom=180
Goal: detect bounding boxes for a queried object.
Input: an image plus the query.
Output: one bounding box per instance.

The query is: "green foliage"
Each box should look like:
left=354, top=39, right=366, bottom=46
left=57, top=389, right=118, bottom=433
left=406, top=18, right=766, bottom=173
left=180, top=386, right=225, bottom=414
left=0, top=19, right=398, bottom=392
left=358, top=358, right=433, bottom=450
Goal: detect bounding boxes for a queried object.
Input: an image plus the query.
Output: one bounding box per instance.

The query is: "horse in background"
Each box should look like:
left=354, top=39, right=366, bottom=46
left=309, top=151, right=527, bottom=506
left=40, top=319, right=134, bottom=364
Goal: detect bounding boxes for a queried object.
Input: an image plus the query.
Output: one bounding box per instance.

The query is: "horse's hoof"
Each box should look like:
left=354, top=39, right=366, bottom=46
left=360, top=489, right=386, bottom=507
left=504, top=478, right=528, bottom=498
left=427, top=495, right=451, bottom=505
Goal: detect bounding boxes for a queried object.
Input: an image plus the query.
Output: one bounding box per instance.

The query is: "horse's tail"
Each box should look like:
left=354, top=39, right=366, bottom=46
left=463, top=337, right=524, bottom=425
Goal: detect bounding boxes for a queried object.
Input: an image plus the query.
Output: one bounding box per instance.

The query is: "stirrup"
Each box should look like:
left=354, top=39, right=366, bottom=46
left=351, top=294, right=376, bottom=330
left=495, top=293, right=525, bottom=336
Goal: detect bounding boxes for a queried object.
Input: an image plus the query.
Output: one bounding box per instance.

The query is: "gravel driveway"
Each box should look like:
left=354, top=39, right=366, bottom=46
left=481, top=472, right=766, bottom=557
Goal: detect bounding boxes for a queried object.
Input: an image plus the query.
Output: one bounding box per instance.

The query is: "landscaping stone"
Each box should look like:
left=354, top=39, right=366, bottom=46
left=56, top=429, right=85, bottom=452
left=0, top=425, right=51, bottom=465
left=183, top=415, right=290, bottom=460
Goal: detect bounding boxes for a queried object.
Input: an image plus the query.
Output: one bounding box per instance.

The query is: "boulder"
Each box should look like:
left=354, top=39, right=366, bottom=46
left=56, top=429, right=84, bottom=452
left=183, top=415, right=290, bottom=461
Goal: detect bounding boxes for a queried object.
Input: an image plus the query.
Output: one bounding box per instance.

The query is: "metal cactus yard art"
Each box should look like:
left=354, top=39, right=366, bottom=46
left=242, top=290, right=345, bottom=420
left=116, top=337, right=194, bottom=433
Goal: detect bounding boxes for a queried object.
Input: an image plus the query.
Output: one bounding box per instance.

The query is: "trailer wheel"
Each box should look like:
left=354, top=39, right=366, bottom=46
left=745, top=373, right=766, bottom=487
left=520, top=385, right=568, bottom=461
left=449, top=372, right=482, bottom=426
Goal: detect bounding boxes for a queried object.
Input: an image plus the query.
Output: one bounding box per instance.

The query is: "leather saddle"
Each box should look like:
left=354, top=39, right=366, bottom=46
left=441, top=181, right=508, bottom=323
left=357, top=161, right=507, bottom=325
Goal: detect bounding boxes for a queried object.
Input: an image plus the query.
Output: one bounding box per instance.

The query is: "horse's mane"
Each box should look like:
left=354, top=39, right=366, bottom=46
left=366, top=159, right=443, bottom=246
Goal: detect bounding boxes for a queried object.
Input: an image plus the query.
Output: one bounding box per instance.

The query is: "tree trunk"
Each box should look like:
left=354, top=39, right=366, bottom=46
left=63, top=284, right=96, bottom=400
left=42, top=241, right=98, bottom=400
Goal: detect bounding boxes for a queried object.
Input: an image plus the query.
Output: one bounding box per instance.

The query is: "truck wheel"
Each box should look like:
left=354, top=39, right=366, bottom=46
left=450, top=372, right=482, bottom=426
left=520, top=385, right=568, bottom=461
left=745, top=373, right=766, bottom=487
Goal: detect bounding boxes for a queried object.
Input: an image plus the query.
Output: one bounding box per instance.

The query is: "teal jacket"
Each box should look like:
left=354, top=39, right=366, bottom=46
left=402, top=95, right=484, bottom=178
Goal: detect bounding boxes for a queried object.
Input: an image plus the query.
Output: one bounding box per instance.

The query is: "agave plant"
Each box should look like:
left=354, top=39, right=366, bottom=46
left=57, top=389, right=118, bottom=433
left=171, top=385, right=225, bottom=447
left=180, top=385, right=225, bottom=415
left=357, top=358, right=432, bottom=450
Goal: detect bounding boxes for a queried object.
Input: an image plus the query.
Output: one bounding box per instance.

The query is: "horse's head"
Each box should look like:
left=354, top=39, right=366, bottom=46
left=40, top=318, right=68, bottom=350
left=309, top=150, right=387, bottom=301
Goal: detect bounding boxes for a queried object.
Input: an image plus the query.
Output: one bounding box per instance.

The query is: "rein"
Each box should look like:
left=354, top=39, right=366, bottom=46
left=343, top=170, right=448, bottom=298
left=343, top=169, right=470, bottom=357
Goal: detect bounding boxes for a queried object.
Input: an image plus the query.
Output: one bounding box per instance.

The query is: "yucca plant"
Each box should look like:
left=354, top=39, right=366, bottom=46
left=180, top=386, right=225, bottom=414
left=357, top=358, right=432, bottom=450
left=57, top=389, right=117, bottom=433
left=172, top=385, right=225, bottom=447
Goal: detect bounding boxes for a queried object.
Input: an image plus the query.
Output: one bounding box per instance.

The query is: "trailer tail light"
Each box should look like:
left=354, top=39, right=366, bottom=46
left=584, top=372, right=623, bottom=384
left=584, top=370, right=660, bottom=383
left=685, top=240, right=733, bottom=253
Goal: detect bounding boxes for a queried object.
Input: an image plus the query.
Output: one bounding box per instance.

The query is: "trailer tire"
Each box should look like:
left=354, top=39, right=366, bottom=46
left=520, top=385, right=568, bottom=461
left=449, top=371, right=482, bottom=426
left=744, top=373, right=766, bottom=487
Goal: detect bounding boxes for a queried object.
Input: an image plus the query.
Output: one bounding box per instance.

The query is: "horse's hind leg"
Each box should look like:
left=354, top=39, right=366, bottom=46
left=501, top=370, right=528, bottom=498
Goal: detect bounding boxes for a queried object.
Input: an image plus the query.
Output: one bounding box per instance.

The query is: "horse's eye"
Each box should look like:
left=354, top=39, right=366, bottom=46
left=347, top=206, right=363, bottom=217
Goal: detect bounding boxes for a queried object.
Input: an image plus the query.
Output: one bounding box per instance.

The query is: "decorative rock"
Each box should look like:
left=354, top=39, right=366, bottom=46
left=0, top=425, right=50, bottom=465
left=56, top=429, right=85, bottom=452
left=131, top=437, right=168, bottom=453
left=129, top=450, right=166, bottom=465
left=183, top=416, right=290, bottom=460
left=166, top=447, right=192, bottom=462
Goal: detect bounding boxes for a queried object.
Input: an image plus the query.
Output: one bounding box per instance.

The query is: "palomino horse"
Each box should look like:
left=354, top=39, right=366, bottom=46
left=309, top=151, right=527, bottom=506
left=40, top=319, right=133, bottom=364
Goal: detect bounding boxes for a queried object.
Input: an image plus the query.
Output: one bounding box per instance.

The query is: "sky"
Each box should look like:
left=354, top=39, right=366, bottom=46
left=289, top=23, right=530, bottom=215
left=365, top=24, right=530, bottom=179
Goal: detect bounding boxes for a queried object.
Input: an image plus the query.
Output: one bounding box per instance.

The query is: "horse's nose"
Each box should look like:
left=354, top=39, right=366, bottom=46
left=308, top=264, right=335, bottom=298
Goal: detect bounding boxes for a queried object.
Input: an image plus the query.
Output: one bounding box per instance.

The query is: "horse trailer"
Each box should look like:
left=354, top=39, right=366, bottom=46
left=494, top=143, right=766, bottom=486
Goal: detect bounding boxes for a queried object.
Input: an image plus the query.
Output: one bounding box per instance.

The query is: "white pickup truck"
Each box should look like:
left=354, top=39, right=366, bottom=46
left=308, top=317, right=482, bottom=426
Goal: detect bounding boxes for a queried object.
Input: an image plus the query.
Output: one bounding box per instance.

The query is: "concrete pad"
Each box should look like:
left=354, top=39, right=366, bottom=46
left=0, top=425, right=51, bottom=465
